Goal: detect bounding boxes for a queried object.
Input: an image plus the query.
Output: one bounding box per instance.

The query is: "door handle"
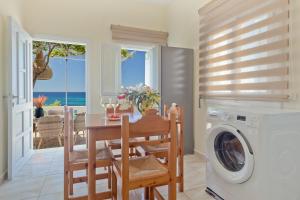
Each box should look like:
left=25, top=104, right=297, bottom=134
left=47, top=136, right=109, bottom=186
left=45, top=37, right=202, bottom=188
left=3, top=95, right=18, bottom=99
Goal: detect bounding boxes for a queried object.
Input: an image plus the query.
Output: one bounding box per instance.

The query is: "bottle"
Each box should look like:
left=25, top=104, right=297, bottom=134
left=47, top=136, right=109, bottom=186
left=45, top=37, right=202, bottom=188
left=169, top=103, right=178, bottom=119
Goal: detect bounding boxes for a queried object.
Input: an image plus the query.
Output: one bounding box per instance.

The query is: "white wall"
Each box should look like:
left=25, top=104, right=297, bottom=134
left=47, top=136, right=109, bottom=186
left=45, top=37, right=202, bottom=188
left=167, top=0, right=300, bottom=156
left=23, top=0, right=168, bottom=114
left=167, top=0, right=212, bottom=155
left=0, top=0, right=24, bottom=180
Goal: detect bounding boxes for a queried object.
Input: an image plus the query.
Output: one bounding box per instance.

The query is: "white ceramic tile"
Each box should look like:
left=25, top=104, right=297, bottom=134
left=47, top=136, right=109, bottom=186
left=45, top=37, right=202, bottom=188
left=38, top=192, right=63, bottom=200
left=0, top=147, right=214, bottom=200
left=0, top=176, right=45, bottom=200
left=185, top=185, right=213, bottom=200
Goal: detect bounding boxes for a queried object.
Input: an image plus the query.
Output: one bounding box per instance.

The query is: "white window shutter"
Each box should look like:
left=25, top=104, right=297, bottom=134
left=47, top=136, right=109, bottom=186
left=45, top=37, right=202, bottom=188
left=100, top=43, right=121, bottom=96
left=146, top=46, right=161, bottom=92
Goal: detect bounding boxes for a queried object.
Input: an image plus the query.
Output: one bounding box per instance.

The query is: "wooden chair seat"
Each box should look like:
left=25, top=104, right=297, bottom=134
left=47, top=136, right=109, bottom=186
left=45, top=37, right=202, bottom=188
left=70, top=148, right=112, bottom=163
left=106, top=138, right=139, bottom=149
left=141, top=143, right=181, bottom=157
left=142, top=143, right=168, bottom=153
left=114, top=155, right=168, bottom=182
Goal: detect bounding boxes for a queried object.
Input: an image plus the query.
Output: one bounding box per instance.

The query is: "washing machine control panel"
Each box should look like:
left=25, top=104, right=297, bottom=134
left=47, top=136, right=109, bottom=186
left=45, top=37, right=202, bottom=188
left=208, top=110, right=259, bottom=128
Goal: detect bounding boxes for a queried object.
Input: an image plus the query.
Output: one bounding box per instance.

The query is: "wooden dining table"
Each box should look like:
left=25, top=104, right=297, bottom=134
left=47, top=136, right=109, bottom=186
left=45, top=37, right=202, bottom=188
left=85, top=112, right=142, bottom=200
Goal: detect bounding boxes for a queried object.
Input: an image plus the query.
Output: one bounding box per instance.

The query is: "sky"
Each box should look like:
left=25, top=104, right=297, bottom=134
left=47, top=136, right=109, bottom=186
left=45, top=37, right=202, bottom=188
left=34, top=55, right=86, bottom=92
left=34, top=49, right=146, bottom=92
left=121, top=50, right=146, bottom=87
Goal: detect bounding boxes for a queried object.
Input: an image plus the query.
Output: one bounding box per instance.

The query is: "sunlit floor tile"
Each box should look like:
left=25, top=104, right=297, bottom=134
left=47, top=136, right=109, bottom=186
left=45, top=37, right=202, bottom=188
left=0, top=147, right=214, bottom=200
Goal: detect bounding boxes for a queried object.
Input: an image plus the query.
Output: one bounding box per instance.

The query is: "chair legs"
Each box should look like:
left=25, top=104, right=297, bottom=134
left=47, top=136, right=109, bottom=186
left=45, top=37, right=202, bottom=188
left=122, top=185, right=129, bottom=200
left=112, top=170, right=117, bottom=200
left=149, top=187, right=154, bottom=200
left=65, top=166, right=113, bottom=199
left=58, top=136, right=62, bottom=146
left=168, top=182, right=176, bottom=200
left=68, top=171, right=74, bottom=195
left=144, top=187, right=149, bottom=200
left=38, top=138, right=43, bottom=149
left=74, top=132, right=78, bottom=144
left=178, top=152, right=184, bottom=192
left=64, top=169, right=69, bottom=200
left=108, top=166, right=112, bottom=189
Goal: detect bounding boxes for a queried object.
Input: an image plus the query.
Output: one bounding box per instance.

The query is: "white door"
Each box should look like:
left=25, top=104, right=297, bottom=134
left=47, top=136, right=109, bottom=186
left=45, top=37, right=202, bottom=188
left=7, top=17, right=33, bottom=179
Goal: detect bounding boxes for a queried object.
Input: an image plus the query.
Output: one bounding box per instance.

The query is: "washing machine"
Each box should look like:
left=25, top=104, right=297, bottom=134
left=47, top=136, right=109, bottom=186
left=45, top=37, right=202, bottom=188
left=205, top=107, right=300, bottom=200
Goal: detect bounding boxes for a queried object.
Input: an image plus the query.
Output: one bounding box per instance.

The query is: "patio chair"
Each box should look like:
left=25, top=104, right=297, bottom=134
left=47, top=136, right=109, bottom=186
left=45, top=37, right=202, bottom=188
left=48, top=109, right=64, bottom=116
left=73, top=112, right=86, bottom=144
left=36, top=115, right=63, bottom=149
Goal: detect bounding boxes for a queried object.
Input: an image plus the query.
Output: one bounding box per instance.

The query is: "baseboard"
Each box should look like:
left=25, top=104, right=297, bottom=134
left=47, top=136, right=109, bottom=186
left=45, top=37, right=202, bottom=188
left=0, top=170, right=7, bottom=184
left=193, top=149, right=208, bottom=161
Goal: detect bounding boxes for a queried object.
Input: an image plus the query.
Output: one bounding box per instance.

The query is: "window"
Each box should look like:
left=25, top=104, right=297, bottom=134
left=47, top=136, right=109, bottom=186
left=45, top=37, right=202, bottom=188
left=198, top=0, right=290, bottom=101
left=121, top=49, right=147, bottom=87
left=100, top=44, right=159, bottom=96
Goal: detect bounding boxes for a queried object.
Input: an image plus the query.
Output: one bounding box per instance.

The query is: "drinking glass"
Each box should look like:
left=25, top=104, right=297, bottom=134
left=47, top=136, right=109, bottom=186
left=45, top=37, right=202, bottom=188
left=110, top=98, right=119, bottom=116
left=100, top=97, right=109, bottom=117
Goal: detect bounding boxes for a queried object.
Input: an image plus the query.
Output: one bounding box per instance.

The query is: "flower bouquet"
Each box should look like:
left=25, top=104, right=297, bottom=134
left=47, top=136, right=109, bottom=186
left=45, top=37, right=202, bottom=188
left=33, top=96, right=47, bottom=118
left=120, top=84, right=160, bottom=114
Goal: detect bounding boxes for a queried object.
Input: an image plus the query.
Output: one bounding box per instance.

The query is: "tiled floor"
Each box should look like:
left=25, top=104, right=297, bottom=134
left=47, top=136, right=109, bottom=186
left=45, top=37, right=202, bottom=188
left=0, top=145, right=214, bottom=200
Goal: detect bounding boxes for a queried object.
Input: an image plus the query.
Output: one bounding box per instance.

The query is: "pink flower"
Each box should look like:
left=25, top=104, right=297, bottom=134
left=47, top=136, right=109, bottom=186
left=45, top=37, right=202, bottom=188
left=117, top=94, right=126, bottom=100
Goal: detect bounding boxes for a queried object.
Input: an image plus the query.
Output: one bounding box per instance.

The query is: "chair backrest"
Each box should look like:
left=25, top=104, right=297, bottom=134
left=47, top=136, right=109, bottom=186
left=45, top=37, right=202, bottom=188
left=74, top=112, right=86, bottom=132
left=107, top=104, right=134, bottom=115
left=121, top=109, right=177, bottom=184
left=37, top=116, right=63, bottom=137
left=163, top=104, right=184, bottom=142
left=48, top=109, right=64, bottom=116
left=64, top=106, right=74, bottom=163
left=163, top=104, right=184, bottom=123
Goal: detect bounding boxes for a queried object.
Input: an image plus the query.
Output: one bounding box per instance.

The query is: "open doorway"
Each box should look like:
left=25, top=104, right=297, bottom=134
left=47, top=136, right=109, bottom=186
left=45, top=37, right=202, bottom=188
left=32, top=40, right=87, bottom=149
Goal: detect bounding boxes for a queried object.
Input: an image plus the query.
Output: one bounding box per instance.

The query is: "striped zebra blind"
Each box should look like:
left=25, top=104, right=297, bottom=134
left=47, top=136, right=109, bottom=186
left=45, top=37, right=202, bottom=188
left=198, top=0, right=290, bottom=101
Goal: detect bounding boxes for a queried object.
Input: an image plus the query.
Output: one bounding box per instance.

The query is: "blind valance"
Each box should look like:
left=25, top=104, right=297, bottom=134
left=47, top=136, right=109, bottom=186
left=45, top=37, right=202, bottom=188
left=111, top=25, right=168, bottom=46
left=198, top=0, right=290, bottom=101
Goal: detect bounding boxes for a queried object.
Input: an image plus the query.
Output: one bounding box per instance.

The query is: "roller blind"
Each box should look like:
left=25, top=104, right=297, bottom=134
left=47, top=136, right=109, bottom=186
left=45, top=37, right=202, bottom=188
left=198, top=0, right=290, bottom=101
left=111, top=25, right=169, bottom=46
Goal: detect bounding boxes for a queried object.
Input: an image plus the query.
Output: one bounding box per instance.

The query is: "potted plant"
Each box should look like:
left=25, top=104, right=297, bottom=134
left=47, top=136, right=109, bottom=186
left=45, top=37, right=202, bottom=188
left=121, top=84, right=160, bottom=114
left=33, top=96, right=47, bottom=118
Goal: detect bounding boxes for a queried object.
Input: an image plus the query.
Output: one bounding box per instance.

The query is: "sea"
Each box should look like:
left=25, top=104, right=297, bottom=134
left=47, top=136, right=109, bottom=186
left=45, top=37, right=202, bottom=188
left=33, top=92, right=86, bottom=106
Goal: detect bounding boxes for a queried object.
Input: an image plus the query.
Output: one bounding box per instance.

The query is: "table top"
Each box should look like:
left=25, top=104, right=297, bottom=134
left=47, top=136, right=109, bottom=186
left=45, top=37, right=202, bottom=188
left=85, top=112, right=142, bottom=129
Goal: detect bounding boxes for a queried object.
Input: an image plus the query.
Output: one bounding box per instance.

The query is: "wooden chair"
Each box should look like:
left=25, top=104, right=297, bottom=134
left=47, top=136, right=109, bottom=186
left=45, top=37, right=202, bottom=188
left=112, top=109, right=177, bottom=200
left=137, top=104, right=185, bottom=192
left=105, top=104, right=137, bottom=158
left=36, top=115, right=63, bottom=149
left=63, top=106, right=113, bottom=200
left=73, top=112, right=86, bottom=144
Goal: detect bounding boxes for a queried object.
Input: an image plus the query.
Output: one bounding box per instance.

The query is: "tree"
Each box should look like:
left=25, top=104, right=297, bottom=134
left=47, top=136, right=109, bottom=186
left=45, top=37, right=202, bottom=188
left=32, top=41, right=86, bottom=88
left=121, top=49, right=135, bottom=62
left=33, top=41, right=58, bottom=87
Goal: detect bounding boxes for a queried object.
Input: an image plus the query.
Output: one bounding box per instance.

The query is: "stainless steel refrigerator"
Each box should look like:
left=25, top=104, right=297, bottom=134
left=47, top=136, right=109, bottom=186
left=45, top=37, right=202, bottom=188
left=160, top=46, right=194, bottom=154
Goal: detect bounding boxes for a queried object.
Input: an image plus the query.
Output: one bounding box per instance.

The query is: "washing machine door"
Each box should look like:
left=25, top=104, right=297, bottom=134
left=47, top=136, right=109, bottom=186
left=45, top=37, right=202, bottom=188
left=207, top=124, right=254, bottom=184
